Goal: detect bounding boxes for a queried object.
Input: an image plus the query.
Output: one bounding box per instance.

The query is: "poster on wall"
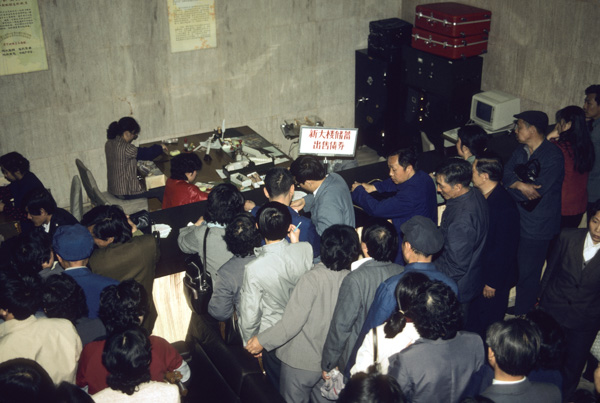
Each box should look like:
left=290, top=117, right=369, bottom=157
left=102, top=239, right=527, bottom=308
left=0, top=0, right=47, bottom=76
left=167, top=0, right=216, bottom=53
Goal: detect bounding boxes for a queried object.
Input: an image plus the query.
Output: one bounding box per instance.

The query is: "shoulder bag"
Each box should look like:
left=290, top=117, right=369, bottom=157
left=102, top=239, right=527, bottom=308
left=183, top=227, right=212, bottom=315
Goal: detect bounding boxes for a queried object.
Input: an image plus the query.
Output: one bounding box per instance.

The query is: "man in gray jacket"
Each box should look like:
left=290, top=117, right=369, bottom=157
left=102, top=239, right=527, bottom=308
left=321, top=220, right=404, bottom=376
left=238, top=202, right=313, bottom=390
left=289, top=155, right=355, bottom=235
left=245, top=225, right=361, bottom=402
left=482, top=318, right=561, bottom=402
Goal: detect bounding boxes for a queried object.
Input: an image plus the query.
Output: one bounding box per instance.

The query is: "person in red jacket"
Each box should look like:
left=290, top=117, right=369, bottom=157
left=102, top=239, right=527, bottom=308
left=162, top=153, right=208, bottom=209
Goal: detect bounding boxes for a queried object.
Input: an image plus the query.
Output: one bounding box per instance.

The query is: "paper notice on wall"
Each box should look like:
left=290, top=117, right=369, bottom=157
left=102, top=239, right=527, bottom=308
left=167, top=0, right=216, bottom=53
left=0, top=0, right=48, bottom=76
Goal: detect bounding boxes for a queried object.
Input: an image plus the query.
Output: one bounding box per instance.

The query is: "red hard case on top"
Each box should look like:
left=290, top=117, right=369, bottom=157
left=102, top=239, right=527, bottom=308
left=411, top=27, right=488, bottom=59
left=415, top=2, right=491, bottom=38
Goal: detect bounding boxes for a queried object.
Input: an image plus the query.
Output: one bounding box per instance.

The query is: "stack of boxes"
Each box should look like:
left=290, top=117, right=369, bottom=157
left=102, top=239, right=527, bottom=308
left=411, top=2, right=492, bottom=60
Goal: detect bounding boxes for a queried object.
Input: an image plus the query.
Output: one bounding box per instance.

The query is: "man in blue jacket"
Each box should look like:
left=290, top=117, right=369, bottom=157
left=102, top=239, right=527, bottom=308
left=351, top=148, right=437, bottom=264
left=503, top=111, right=564, bottom=315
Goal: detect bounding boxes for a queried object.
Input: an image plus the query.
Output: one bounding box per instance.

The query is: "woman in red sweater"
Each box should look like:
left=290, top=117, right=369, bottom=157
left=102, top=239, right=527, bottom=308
left=547, top=106, right=595, bottom=228
left=162, top=153, right=208, bottom=209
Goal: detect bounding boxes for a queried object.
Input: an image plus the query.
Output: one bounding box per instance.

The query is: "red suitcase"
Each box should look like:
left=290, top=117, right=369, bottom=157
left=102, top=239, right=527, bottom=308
left=415, top=2, right=491, bottom=38
left=411, top=27, right=488, bottom=59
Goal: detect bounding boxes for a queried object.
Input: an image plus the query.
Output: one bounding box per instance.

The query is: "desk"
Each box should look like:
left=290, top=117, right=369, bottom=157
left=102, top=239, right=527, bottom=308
left=142, top=126, right=289, bottom=181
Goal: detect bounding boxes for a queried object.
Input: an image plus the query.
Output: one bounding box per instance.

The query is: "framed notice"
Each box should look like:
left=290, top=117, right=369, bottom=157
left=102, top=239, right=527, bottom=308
left=0, top=0, right=48, bottom=76
left=167, top=0, right=216, bottom=53
left=298, top=126, right=358, bottom=158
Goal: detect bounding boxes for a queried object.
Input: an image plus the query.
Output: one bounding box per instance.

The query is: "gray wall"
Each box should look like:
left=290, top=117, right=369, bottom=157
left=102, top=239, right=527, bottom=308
left=1, top=0, right=599, bottom=207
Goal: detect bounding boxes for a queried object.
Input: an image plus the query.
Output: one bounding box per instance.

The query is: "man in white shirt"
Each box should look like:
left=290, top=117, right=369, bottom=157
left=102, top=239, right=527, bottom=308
left=540, top=199, right=600, bottom=400
left=482, top=318, right=560, bottom=402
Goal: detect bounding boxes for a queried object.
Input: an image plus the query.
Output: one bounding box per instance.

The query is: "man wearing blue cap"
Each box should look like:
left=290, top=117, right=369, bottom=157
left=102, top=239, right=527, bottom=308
left=53, top=224, right=118, bottom=319
left=503, top=111, right=564, bottom=315
left=343, top=215, right=458, bottom=377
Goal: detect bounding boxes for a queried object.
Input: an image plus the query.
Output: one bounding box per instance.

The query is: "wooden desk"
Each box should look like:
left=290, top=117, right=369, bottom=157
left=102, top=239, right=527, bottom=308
left=142, top=126, right=288, bottom=181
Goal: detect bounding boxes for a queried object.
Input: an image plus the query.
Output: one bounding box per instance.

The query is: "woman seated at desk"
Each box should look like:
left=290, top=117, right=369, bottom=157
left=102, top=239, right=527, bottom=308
left=162, top=153, right=208, bottom=209
left=105, top=117, right=167, bottom=202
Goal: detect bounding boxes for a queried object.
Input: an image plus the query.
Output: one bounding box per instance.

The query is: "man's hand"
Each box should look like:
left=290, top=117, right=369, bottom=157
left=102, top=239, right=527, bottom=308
left=244, top=200, right=256, bottom=212
left=161, top=144, right=169, bottom=153
left=512, top=181, right=541, bottom=200
left=483, top=285, right=496, bottom=299
left=290, top=198, right=306, bottom=211
left=322, top=370, right=331, bottom=381
left=351, top=182, right=376, bottom=193
left=126, top=215, right=138, bottom=234
left=245, top=336, right=264, bottom=355
left=288, top=224, right=300, bottom=243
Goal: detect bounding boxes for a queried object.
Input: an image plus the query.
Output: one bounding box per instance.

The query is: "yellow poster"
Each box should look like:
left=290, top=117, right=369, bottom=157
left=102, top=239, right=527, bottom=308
left=167, top=0, right=216, bottom=53
left=0, top=0, right=47, bottom=76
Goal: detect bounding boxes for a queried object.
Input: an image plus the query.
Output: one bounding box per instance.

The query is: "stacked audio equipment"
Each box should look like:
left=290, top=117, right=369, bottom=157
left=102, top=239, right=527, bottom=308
left=355, top=4, right=491, bottom=156
left=355, top=18, right=417, bottom=155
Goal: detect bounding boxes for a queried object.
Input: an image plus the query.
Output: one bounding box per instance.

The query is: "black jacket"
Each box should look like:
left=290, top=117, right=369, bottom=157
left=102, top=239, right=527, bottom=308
left=435, top=189, right=489, bottom=303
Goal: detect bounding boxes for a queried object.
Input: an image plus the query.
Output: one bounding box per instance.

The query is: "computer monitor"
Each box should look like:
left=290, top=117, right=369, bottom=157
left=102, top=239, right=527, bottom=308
left=470, top=90, right=521, bottom=132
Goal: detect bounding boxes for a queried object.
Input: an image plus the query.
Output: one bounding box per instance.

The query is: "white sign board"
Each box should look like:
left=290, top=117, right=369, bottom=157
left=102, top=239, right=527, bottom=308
left=298, top=126, right=358, bottom=157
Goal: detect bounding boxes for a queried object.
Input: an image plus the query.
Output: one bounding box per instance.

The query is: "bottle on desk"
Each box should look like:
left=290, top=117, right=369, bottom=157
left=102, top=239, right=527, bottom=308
left=183, top=138, right=189, bottom=152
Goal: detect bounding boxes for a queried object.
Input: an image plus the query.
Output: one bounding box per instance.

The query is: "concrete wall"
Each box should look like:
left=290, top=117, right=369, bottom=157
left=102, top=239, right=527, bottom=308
left=1, top=0, right=599, bottom=207
left=0, top=0, right=401, bottom=207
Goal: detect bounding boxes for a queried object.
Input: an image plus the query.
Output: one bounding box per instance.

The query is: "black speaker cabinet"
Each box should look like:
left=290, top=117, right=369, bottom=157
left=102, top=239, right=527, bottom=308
left=402, top=45, right=483, bottom=98
left=355, top=49, right=418, bottom=156
left=402, top=45, right=483, bottom=150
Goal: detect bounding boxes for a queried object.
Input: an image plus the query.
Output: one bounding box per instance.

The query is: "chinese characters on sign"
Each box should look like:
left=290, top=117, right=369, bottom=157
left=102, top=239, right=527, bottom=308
left=167, top=0, right=216, bottom=53
left=0, top=0, right=47, bottom=76
left=299, top=126, right=358, bottom=157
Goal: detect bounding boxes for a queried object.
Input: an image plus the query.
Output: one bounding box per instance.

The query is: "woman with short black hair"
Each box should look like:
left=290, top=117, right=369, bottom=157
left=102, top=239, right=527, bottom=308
left=92, top=327, right=180, bottom=402
left=162, top=153, right=208, bottom=209
left=177, top=183, right=245, bottom=278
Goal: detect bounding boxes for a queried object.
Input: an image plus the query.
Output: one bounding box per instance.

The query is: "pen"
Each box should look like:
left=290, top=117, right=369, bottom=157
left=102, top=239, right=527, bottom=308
left=293, top=222, right=302, bottom=233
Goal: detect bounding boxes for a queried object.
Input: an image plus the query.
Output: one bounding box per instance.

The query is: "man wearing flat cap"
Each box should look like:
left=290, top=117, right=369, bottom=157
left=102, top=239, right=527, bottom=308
left=503, top=111, right=564, bottom=315
left=343, top=215, right=458, bottom=377
left=53, top=224, right=118, bottom=319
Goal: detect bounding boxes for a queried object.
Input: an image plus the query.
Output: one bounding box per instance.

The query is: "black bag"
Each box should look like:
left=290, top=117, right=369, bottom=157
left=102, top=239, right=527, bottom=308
left=129, top=210, right=152, bottom=234
left=223, top=312, right=243, bottom=346
left=183, top=228, right=212, bottom=315
left=514, top=159, right=542, bottom=212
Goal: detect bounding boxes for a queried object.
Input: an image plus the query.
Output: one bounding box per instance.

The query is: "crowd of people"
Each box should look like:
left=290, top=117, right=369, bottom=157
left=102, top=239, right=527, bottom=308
left=0, top=85, right=599, bottom=403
